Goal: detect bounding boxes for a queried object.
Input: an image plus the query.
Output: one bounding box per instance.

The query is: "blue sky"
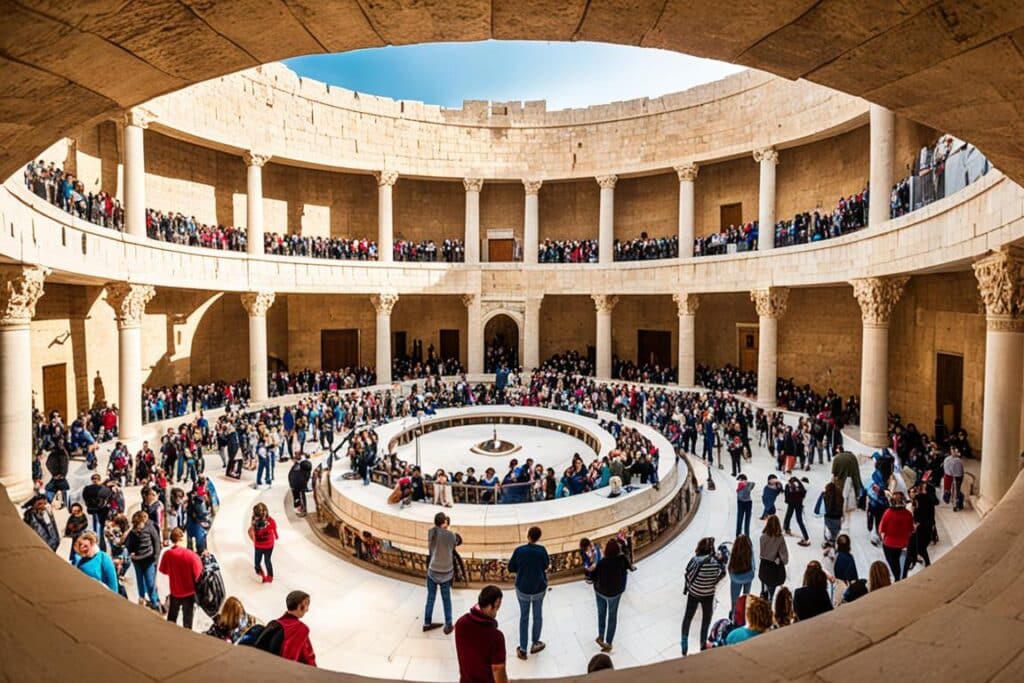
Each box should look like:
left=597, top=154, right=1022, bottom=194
left=285, top=41, right=743, bottom=110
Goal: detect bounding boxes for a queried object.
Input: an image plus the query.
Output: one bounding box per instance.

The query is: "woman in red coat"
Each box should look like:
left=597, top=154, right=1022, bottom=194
left=248, top=502, right=278, bottom=583
left=878, top=491, right=915, bottom=581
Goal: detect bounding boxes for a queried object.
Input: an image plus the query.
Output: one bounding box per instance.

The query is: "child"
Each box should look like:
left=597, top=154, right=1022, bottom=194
left=761, top=474, right=783, bottom=520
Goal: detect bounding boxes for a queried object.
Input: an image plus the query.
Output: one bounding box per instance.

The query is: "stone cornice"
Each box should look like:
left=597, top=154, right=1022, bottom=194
left=0, top=265, right=49, bottom=326
left=105, top=282, right=156, bottom=328
left=240, top=291, right=275, bottom=317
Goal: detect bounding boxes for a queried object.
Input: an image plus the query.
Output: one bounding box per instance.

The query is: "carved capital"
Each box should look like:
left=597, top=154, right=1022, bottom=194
left=596, top=175, right=618, bottom=190
left=371, top=293, right=399, bottom=316
left=850, top=276, right=909, bottom=326
left=522, top=179, right=543, bottom=195
left=374, top=170, right=399, bottom=188
left=461, top=293, right=477, bottom=309
left=240, top=291, right=275, bottom=318
left=673, top=292, right=700, bottom=317
left=463, top=177, right=483, bottom=193
left=0, top=265, right=49, bottom=326
left=674, top=163, right=699, bottom=182
left=751, top=287, right=789, bottom=319
left=973, top=246, right=1024, bottom=325
left=753, top=147, right=780, bottom=165
left=124, top=107, right=155, bottom=129
left=592, top=294, right=619, bottom=314
left=244, top=150, right=271, bottom=168
left=105, top=283, right=156, bottom=328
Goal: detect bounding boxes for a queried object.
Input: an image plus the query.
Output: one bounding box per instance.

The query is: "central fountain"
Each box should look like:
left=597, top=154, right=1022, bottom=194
left=469, top=425, right=521, bottom=456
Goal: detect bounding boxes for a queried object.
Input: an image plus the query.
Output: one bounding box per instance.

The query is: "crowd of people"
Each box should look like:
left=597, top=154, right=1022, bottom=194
left=264, top=232, right=377, bottom=260
left=147, top=210, right=248, bottom=251
left=890, top=134, right=989, bottom=218
left=614, top=360, right=676, bottom=385
left=538, top=239, right=598, bottom=263
left=693, top=222, right=758, bottom=256
left=772, top=190, right=868, bottom=248
left=393, top=353, right=464, bottom=381
left=142, top=381, right=251, bottom=424
left=613, top=234, right=678, bottom=261
left=23, top=160, right=124, bottom=230
left=539, top=351, right=594, bottom=377
left=394, top=238, right=465, bottom=262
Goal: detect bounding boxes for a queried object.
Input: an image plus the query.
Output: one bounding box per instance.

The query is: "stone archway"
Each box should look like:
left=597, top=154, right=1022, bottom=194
left=483, top=312, right=521, bottom=372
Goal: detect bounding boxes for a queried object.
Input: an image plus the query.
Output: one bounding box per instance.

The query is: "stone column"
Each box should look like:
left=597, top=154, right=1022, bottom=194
left=596, top=175, right=618, bottom=264
left=973, top=247, right=1024, bottom=510
left=463, top=178, right=483, bottom=264
left=754, top=148, right=779, bottom=251
left=0, top=266, right=48, bottom=502
left=674, top=293, right=700, bottom=387
left=463, top=294, right=483, bottom=374
left=675, top=163, right=699, bottom=258
left=240, top=291, right=275, bottom=403
left=524, top=295, right=544, bottom=371
left=751, top=287, right=789, bottom=410
left=123, top=108, right=153, bottom=239
left=593, top=294, right=619, bottom=379
left=851, top=276, right=908, bottom=446
left=105, top=282, right=156, bottom=441
left=375, top=170, right=398, bottom=263
left=372, top=293, right=399, bottom=384
left=244, top=151, right=270, bottom=256
left=869, top=105, right=896, bottom=227
left=523, top=179, right=542, bottom=264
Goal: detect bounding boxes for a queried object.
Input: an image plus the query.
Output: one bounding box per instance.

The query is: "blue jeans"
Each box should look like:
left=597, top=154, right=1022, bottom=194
left=133, top=560, right=160, bottom=607
left=516, top=589, right=545, bottom=652
left=90, top=511, right=108, bottom=551
left=255, top=546, right=274, bottom=577
left=595, top=591, right=621, bottom=644
left=736, top=500, right=752, bottom=538
left=256, top=457, right=271, bottom=485
left=730, top=573, right=753, bottom=618
left=424, top=576, right=453, bottom=627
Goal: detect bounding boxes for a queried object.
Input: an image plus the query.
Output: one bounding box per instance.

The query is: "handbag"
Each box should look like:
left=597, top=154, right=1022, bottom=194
left=758, top=556, right=786, bottom=586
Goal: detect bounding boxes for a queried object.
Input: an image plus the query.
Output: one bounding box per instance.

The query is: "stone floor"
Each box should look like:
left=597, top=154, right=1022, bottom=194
left=51, top=415, right=979, bottom=680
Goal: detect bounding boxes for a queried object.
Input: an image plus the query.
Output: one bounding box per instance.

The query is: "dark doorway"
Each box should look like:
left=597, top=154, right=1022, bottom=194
left=439, top=329, right=460, bottom=362
left=393, top=331, right=408, bottom=360
left=42, top=363, right=68, bottom=419
left=321, top=329, right=359, bottom=370
left=484, top=314, right=519, bottom=371
left=936, top=353, right=963, bottom=436
left=488, top=238, right=515, bottom=262
left=637, top=330, right=671, bottom=367
left=587, top=345, right=596, bottom=369
left=738, top=325, right=759, bottom=373
left=720, top=202, right=743, bottom=231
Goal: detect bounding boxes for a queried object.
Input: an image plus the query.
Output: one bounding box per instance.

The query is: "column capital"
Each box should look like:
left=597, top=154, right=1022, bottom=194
left=525, top=294, right=544, bottom=311
left=105, top=282, right=156, bottom=328
left=463, top=177, right=484, bottom=193
left=374, top=170, right=399, bottom=188
left=592, top=294, right=619, bottom=313
left=596, top=175, right=618, bottom=190
left=0, top=265, right=50, bottom=326
left=753, top=147, right=780, bottom=165
left=371, top=293, right=399, bottom=315
left=674, top=162, right=699, bottom=182
left=973, top=245, right=1024, bottom=330
left=124, top=107, right=156, bottom=129
left=850, top=276, right=909, bottom=326
left=522, top=179, right=543, bottom=195
left=673, top=292, right=700, bottom=316
left=244, top=150, right=271, bottom=168
left=751, top=287, right=789, bottom=319
left=240, top=291, right=276, bottom=318
left=461, top=293, right=477, bottom=309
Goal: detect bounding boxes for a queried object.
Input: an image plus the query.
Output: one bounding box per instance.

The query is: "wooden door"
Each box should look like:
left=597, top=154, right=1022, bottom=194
left=720, top=202, right=743, bottom=231
left=42, top=363, right=68, bottom=419
left=393, top=331, right=408, bottom=360
left=488, top=238, right=515, bottom=262
left=737, top=326, right=759, bottom=373
left=439, top=329, right=459, bottom=361
left=321, top=329, right=359, bottom=370
left=936, top=353, right=963, bottom=434
left=637, top=330, right=671, bottom=367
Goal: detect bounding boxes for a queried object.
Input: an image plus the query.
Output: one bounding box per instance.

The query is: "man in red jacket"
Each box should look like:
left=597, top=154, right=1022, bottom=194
left=158, top=527, right=203, bottom=629
left=279, top=590, right=316, bottom=667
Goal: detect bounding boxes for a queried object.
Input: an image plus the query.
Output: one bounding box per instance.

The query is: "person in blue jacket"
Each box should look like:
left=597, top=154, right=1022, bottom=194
left=508, top=526, right=550, bottom=660
left=73, top=531, right=120, bottom=593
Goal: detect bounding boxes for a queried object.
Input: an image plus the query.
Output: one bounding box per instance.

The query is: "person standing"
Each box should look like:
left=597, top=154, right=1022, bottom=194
left=593, top=538, right=629, bottom=653
left=727, top=534, right=756, bottom=619
left=735, top=474, right=755, bottom=537
left=455, top=586, right=507, bottom=683
left=507, top=526, right=549, bottom=659
left=879, top=491, right=915, bottom=581
left=72, top=531, right=119, bottom=593
left=81, top=473, right=112, bottom=551
left=278, top=590, right=317, bottom=666
left=830, top=450, right=864, bottom=530
left=942, top=447, right=965, bottom=511
left=424, top=512, right=457, bottom=634
left=159, top=527, right=203, bottom=629
left=21, top=494, right=60, bottom=551
left=758, top=515, right=789, bottom=601
left=248, top=502, right=278, bottom=583
left=680, top=537, right=727, bottom=655
left=793, top=561, right=833, bottom=621
left=288, top=453, right=313, bottom=516
left=783, top=477, right=811, bottom=547
left=126, top=510, right=163, bottom=611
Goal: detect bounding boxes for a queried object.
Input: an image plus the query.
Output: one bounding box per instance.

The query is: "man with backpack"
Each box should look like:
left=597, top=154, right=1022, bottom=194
left=288, top=453, right=313, bottom=516
left=252, top=591, right=316, bottom=667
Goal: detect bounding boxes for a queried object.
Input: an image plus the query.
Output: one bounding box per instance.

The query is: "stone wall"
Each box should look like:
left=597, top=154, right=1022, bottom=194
left=190, top=292, right=288, bottom=383
left=693, top=156, right=760, bottom=236
left=479, top=182, right=525, bottom=248
left=261, top=165, right=377, bottom=239
left=776, top=126, right=869, bottom=220
left=539, top=180, right=600, bottom=242
left=695, top=292, right=759, bottom=369
left=285, top=294, right=377, bottom=370
left=391, top=296, right=468, bottom=365
left=614, top=172, right=678, bottom=241
left=72, top=122, right=121, bottom=199
left=539, top=296, right=595, bottom=360
left=393, top=178, right=464, bottom=244
left=612, top=295, right=678, bottom=366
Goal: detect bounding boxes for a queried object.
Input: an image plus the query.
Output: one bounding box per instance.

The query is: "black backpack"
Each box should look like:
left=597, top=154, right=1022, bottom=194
left=249, top=619, right=284, bottom=655
left=195, top=553, right=225, bottom=618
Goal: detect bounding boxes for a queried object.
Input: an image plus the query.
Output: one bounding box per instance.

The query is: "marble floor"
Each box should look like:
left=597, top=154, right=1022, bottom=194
left=50, top=414, right=979, bottom=680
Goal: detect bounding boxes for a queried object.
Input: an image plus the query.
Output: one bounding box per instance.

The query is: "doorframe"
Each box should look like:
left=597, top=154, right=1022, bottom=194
left=736, top=323, right=759, bottom=369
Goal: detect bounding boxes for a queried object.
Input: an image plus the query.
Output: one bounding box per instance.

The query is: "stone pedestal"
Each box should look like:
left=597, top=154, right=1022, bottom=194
left=751, top=287, right=788, bottom=410
left=372, top=293, right=399, bottom=385
left=0, top=266, right=48, bottom=503
left=463, top=178, right=482, bottom=264
left=675, top=164, right=698, bottom=258
left=241, top=291, right=275, bottom=402
left=593, top=294, right=619, bottom=379
left=105, top=282, right=156, bottom=441
left=597, top=175, right=617, bottom=264
left=869, top=105, right=896, bottom=228
left=244, top=151, right=270, bottom=256
left=851, top=276, right=908, bottom=446
left=123, top=108, right=153, bottom=239
left=464, top=294, right=483, bottom=374
left=523, top=180, right=542, bottom=265
left=375, top=171, right=398, bottom=263
left=754, top=148, right=779, bottom=251
left=674, top=293, right=699, bottom=386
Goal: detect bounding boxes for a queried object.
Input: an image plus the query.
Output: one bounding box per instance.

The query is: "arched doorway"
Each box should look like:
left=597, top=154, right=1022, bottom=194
left=484, top=314, right=520, bottom=372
